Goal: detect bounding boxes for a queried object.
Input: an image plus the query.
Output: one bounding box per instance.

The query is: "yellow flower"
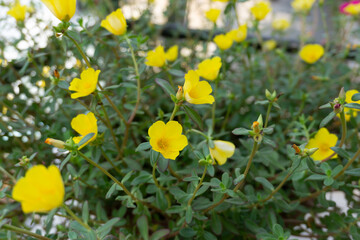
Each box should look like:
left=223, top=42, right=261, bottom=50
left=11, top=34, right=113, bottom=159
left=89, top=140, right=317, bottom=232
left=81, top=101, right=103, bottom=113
left=251, top=1, right=271, bottom=21
left=205, top=9, right=221, bottom=23
left=272, top=19, right=290, bottom=31
left=101, top=8, right=127, bottom=36
left=227, top=24, right=247, bottom=43
left=7, top=3, right=27, bottom=21
left=209, top=140, right=235, bottom=165
left=42, top=66, right=51, bottom=78
left=69, top=68, right=100, bottom=99
left=36, top=80, right=46, bottom=88
left=183, top=70, right=215, bottom=104
left=165, top=45, right=178, bottom=62
left=71, top=112, right=98, bottom=148
left=337, top=89, right=360, bottom=121
left=263, top=40, right=277, bottom=51
left=40, top=0, right=76, bottom=21
left=12, top=165, right=64, bottom=213
left=299, top=44, right=324, bottom=64
left=291, top=0, right=316, bottom=12
left=145, top=45, right=166, bottom=67
left=342, top=3, right=360, bottom=15
left=196, top=56, right=222, bottom=81
left=305, top=128, right=338, bottom=161
left=148, top=121, right=188, bottom=160
left=213, top=34, right=233, bottom=50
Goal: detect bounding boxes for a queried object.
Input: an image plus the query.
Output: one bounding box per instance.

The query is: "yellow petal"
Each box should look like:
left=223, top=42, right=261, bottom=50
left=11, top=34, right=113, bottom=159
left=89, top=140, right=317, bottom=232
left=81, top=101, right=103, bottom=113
left=148, top=121, right=166, bottom=139
left=41, top=0, right=76, bottom=21
left=165, top=45, right=178, bottom=62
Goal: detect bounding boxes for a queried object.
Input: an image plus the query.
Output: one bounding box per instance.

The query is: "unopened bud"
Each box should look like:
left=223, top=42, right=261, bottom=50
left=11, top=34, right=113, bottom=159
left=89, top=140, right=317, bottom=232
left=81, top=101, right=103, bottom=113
left=253, top=134, right=262, bottom=143
left=333, top=103, right=342, bottom=114
left=54, top=69, right=60, bottom=79
left=338, top=87, right=345, bottom=102
left=45, top=138, right=65, bottom=149
left=292, top=144, right=301, bottom=154
left=257, top=115, right=263, bottom=128
left=265, top=89, right=272, bottom=99
left=304, top=148, right=319, bottom=156
left=176, top=86, right=184, bottom=101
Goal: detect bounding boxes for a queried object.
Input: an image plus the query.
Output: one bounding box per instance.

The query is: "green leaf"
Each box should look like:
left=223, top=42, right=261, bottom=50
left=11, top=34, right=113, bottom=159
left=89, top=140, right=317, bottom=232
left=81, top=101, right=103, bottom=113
left=106, top=183, right=117, bottom=199
left=319, top=111, right=336, bottom=128
left=168, top=69, right=185, bottom=77
left=136, top=216, right=149, bottom=240
left=324, top=177, right=334, bottom=186
left=96, top=218, right=120, bottom=239
left=306, top=157, right=323, bottom=174
left=211, top=211, right=222, bottom=235
left=330, top=147, right=350, bottom=160
left=232, top=128, right=249, bottom=136
left=60, top=154, right=72, bottom=171
left=345, top=103, right=360, bottom=110
left=58, top=81, right=70, bottom=89
left=185, top=205, right=193, bottom=224
left=155, top=78, right=174, bottom=96
left=155, top=189, right=168, bottom=210
left=82, top=201, right=89, bottom=224
left=183, top=105, right=203, bottom=130
left=345, top=168, right=360, bottom=176
left=157, top=156, right=169, bottom=172
left=255, top=177, right=274, bottom=191
left=352, top=93, right=360, bottom=101
left=150, top=229, right=170, bottom=240
left=319, top=103, right=331, bottom=109
left=306, top=174, right=327, bottom=181
left=77, top=132, right=95, bottom=147
left=180, top=228, right=197, bottom=238
left=136, top=142, right=151, bottom=152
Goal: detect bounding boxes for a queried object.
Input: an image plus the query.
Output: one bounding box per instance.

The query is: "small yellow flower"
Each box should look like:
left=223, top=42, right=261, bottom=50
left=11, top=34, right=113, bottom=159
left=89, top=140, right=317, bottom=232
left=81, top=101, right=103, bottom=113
left=263, top=40, right=277, bottom=51
left=251, top=1, right=271, bottom=21
left=148, top=121, right=188, bottom=160
left=205, top=8, right=221, bottom=23
left=42, top=66, right=51, bottom=78
left=272, top=19, right=290, bottom=31
left=36, top=80, right=46, bottom=88
left=299, top=44, right=324, bottom=64
left=101, top=8, right=127, bottom=36
left=213, top=34, right=233, bottom=50
left=291, top=0, right=316, bottom=12
left=71, top=112, right=98, bottom=148
left=342, top=3, right=360, bottom=15
left=69, top=68, right=100, bottom=99
left=2, top=106, right=8, bottom=115
left=227, top=24, right=247, bottom=43
left=209, top=140, right=235, bottom=165
left=12, top=165, right=64, bottom=213
left=165, top=45, right=178, bottom=62
left=337, top=89, right=360, bottom=121
left=183, top=70, right=215, bottom=104
left=305, top=128, right=338, bottom=161
left=145, top=45, right=166, bottom=67
left=7, top=3, right=27, bottom=21
left=196, top=56, right=222, bottom=81
left=40, top=0, right=76, bottom=21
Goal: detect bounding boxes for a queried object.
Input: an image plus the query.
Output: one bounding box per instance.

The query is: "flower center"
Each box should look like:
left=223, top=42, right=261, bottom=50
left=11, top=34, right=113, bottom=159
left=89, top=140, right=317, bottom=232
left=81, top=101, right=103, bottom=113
left=157, top=138, right=169, bottom=151
left=83, top=82, right=92, bottom=89
left=319, top=143, right=329, bottom=152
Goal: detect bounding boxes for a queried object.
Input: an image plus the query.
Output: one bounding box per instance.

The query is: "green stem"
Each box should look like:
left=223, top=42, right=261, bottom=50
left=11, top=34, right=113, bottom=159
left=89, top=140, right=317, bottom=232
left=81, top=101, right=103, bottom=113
left=169, top=103, right=181, bottom=121
left=188, top=165, right=207, bottom=206
left=264, top=102, right=273, bottom=128
left=100, top=147, right=122, bottom=175
left=211, top=78, right=219, bottom=130
left=188, top=129, right=209, bottom=139
left=0, top=166, right=16, bottom=184
left=100, top=104, right=122, bottom=154
left=152, top=157, right=166, bottom=190
left=64, top=32, right=91, bottom=68
left=1, top=224, right=51, bottom=240
left=62, top=204, right=91, bottom=230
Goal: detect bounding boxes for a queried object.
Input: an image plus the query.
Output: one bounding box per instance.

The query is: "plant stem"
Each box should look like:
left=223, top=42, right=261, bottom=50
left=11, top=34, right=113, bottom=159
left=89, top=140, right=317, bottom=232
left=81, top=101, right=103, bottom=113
left=168, top=165, right=182, bottom=181
left=188, top=165, right=207, bottom=206
left=2, top=224, right=51, bottom=240
left=100, top=104, right=122, bottom=154
left=152, top=160, right=166, bottom=190
left=64, top=32, right=91, bottom=68
left=100, top=147, right=122, bottom=175
left=211, top=78, right=219, bottom=130
left=169, top=103, right=181, bottom=121
left=264, top=102, right=273, bottom=128
left=62, top=204, right=91, bottom=230
left=0, top=166, right=16, bottom=184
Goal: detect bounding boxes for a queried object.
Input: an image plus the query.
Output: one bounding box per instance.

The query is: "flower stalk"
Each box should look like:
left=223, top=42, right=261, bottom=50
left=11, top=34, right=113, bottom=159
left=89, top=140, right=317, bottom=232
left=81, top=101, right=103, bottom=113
left=188, top=165, right=207, bottom=206
left=1, top=224, right=52, bottom=240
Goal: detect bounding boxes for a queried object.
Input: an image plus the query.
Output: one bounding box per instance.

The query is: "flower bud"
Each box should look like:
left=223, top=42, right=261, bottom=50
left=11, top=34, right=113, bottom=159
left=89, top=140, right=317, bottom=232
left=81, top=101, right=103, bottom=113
left=292, top=144, right=301, bottom=154
left=176, top=86, right=184, bottom=101
left=304, top=147, right=319, bottom=156
left=45, top=138, right=65, bottom=149
left=54, top=69, right=60, bottom=79
left=338, top=87, right=345, bottom=102
left=333, top=103, right=342, bottom=114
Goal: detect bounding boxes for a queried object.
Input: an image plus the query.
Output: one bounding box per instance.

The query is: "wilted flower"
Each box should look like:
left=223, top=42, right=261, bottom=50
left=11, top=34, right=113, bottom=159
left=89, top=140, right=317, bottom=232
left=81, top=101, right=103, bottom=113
left=299, top=44, right=324, bottom=64
left=227, top=24, right=247, bottom=43
left=272, top=19, right=290, bottom=31
left=165, top=45, right=178, bottom=62
left=213, top=34, right=233, bottom=50
left=209, top=140, right=235, bottom=165
left=183, top=70, right=215, bottom=104
left=250, top=1, right=271, bottom=21
left=101, top=8, right=127, bottom=35
left=40, top=0, right=76, bottom=21
left=145, top=45, right=166, bottom=67
left=71, top=112, right=98, bottom=148
left=12, top=165, right=64, bottom=213
left=69, top=68, right=100, bottom=99
left=205, top=8, right=221, bottom=23
left=340, top=1, right=360, bottom=15
left=148, top=121, right=188, bottom=160
left=305, top=128, right=338, bottom=161
left=196, top=56, right=222, bottom=81
left=291, top=0, right=316, bottom=12
left=7, top=2, right=27, bottom=21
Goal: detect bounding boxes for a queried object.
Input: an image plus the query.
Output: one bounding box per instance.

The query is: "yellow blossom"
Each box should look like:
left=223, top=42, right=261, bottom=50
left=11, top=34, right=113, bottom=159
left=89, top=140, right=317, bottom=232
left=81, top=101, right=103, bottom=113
left=42, top=66, right=51, bottom=78
left=342, top=3, right=360, bottom=15
left=7, top=3, right=27, bottom=21
left=71, top=112, right=98, bottom=148
left=291, top=0, right=316, bottom=12
left=205, top=9, right=221, bottom=23
left=227, top=24, right=247, bottom=43
left=209, top=140, right=235, bottom=165
left=213, top=34, right=233, bottom=50
left=40, top=0, right=76, bottom=21
left=272, top=19, right=290, bottom=31
left=305, top=128, right=338, bottom=161
left=251, top=1, right=271, bottom=21
left=165, top=45, right=178, bottom=62
left=69, top=68, right=100, bottom=99
left=337, top=89, right=360, bottom=121
left=2, top=106, right=8, bottom=115
left=145, top=45, right=166, bottom=67
left=299, top=44, right=324, bottom=64
left=196, top=56, right=222, bottom=81
left=148, top=121, right=188, bottom=160
left=101, top=8, right=127, bottom=36
left=183, top=70, right=215, bottom=104
left=263, top=40, right=277, bottom=51
left=36, top=80, right=46, bottom=88
left=12, top=165, right=64, bottom=213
